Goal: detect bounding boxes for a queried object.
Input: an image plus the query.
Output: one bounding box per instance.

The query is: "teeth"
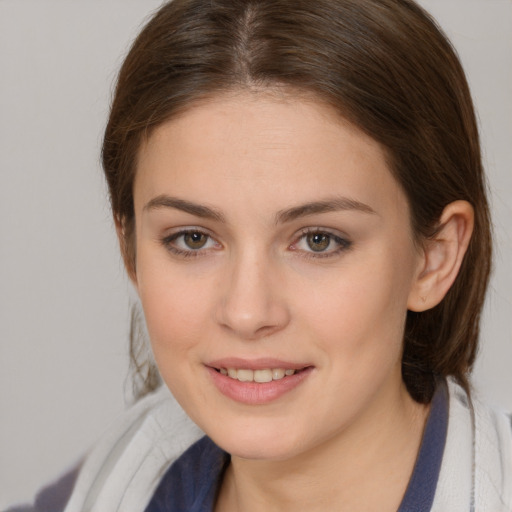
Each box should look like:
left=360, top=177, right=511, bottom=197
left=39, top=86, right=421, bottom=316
left=219, top=367, right=298, bottom=382
left=237, top=369, right=253, bottom=382
left=254, top=369, right=272, bottom=383
left=272, top=368, right=285, bottom=380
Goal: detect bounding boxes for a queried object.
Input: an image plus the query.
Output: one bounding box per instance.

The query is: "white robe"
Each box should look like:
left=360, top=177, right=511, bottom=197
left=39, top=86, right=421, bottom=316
left=60, top=379, right=512, bottom=512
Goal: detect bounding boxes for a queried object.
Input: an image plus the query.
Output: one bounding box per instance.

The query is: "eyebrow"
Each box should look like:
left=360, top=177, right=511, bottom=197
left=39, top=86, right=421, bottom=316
left=275, top=197, right=377, bottom=224
left=143, top=194, right=376, bottom=224
left=143, top=195, right=226, bottom=222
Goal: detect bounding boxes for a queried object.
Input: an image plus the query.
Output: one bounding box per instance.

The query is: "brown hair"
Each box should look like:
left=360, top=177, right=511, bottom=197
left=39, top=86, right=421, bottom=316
left=103, top=0, right=492, bottom=403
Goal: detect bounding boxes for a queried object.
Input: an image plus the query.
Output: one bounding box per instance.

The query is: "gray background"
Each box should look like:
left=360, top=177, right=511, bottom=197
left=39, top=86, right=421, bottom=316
left=1, top=0, right=510, bottom=507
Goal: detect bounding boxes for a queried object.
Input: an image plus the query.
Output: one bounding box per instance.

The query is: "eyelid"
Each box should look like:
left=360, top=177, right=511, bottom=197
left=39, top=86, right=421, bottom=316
left=159, top=226, right=351, bottom=259
left=161, top=227, right=222, bottom=257
left=289, top=227, right=352, bottom=258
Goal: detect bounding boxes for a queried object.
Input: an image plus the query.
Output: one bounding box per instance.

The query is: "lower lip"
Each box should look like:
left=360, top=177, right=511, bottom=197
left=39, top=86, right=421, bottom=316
left=206, top=366, right=313, bottom=405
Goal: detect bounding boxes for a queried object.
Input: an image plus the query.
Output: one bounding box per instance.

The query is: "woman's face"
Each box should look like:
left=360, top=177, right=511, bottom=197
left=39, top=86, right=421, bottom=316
left=132, top=92, right=424, bottom=460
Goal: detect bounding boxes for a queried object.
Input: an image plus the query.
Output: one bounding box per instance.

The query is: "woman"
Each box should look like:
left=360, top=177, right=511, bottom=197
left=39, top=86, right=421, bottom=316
left=11, top=0, right=511, bottom=511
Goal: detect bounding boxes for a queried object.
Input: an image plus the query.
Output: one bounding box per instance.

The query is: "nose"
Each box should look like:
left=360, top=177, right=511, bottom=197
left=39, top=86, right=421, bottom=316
left=214, top=248, right=290, bottom=340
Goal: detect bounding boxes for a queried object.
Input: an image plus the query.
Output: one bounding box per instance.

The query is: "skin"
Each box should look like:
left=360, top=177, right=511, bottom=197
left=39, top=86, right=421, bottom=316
left=130, top=91, right=473, bottom=511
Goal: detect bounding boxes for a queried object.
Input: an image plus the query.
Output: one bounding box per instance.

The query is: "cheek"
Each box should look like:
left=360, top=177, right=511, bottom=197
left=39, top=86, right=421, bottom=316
left=298, top=251, right=413, bottom=365
left=136, top=256, right=212, bottom=364
left=138, top=277, right=214, bottom=412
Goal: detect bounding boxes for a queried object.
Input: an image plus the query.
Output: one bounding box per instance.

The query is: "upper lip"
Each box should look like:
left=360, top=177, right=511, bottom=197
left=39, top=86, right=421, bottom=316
left=206, top=357, right=312, bottom=371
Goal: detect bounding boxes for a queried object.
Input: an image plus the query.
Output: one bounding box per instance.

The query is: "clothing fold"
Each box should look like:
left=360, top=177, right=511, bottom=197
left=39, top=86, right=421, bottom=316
left=10, top=379, right=512, bottom=512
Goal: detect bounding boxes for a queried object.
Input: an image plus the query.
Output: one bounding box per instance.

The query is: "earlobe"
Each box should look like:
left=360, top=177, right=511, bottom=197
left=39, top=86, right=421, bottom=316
left=408, top=200, right=474, bottom=312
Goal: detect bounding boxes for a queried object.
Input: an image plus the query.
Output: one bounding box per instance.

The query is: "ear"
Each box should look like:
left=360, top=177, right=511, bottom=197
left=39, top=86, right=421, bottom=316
left=408, top=200, right=474, bottom=312
left=114, top=215, right=138, bottom=287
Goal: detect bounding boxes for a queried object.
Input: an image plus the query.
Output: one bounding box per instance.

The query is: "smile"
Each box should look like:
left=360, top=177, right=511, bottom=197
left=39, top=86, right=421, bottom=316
left=218, top=367, right=299, bottom=383
left=207, top=362, right=313, bottom=405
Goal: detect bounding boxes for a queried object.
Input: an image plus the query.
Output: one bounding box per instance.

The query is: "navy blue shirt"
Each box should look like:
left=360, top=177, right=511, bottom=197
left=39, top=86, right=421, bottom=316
left=146, top=382, right=449, bottom=512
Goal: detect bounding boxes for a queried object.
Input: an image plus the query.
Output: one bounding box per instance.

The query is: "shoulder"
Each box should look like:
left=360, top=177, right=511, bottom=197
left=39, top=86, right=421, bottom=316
left=432, top=379, right=512, bottom=512
left=9, top=386, right=203, bottom=512
left=471, top=384, right=512, bottom=510
left=66, top=385, right=203, bottom=512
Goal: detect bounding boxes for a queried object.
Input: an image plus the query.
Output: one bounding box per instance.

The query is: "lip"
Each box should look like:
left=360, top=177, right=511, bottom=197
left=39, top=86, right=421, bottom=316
left=205, top=358, right=314, bottom=405
left=207, top=357, right=310, bottom=371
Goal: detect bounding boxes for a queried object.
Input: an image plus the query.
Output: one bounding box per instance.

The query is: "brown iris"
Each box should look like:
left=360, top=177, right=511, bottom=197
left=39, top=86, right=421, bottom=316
left=184, top=232, right=208, bottom=249
left=306, top=233, right=330, bottom=252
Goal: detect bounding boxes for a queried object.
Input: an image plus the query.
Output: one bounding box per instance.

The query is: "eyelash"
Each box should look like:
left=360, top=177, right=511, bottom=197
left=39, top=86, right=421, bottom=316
left=290, top=228, right=352, bottom=259
left=161, top=229, right=220, bottom=259
left=160, top=228, right=352, bottom=259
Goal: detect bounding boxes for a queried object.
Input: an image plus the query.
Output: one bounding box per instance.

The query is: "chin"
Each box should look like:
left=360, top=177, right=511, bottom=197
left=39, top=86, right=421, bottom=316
left=219, top=439, right=299, bottom=461
left=205, top=420, right=309, bottom=461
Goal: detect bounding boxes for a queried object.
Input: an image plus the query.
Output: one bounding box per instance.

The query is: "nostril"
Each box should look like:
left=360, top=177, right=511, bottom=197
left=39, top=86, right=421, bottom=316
left=213, top=259, right=291, bottom=339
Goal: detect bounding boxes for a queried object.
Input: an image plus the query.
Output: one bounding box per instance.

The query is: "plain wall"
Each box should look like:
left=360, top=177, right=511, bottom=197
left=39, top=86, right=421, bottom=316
left=1, top=0, right=510, bottom=507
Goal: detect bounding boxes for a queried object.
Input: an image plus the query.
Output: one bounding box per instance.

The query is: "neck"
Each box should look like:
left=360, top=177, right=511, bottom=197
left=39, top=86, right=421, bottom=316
left=215, top=382, right=430, bottom=512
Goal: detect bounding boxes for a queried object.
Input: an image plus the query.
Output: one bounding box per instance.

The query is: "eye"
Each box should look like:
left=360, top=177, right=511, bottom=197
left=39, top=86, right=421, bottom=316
left=182, top=231, right=209, bottom=249
left=306, top=232, right=332, bottom=252
left=162, top=228, right=221, bottom=257
left=291, top=229, right=351, bottom=257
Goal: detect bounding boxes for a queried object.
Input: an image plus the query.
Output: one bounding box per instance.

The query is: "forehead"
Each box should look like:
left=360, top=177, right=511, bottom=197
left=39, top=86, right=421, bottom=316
left=134, top=91, right=408, bottom=221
